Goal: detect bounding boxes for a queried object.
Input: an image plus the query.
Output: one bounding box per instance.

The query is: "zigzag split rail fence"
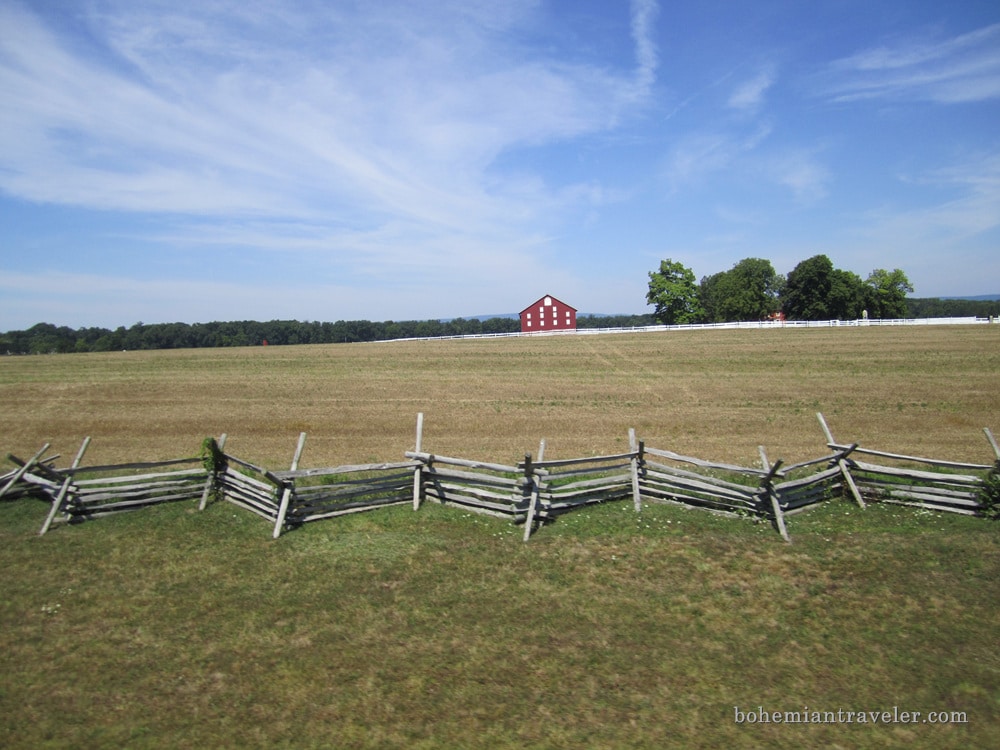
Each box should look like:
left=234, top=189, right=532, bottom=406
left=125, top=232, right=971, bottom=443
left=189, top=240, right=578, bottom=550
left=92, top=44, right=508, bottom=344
left=3, top=414, right=998, bottom=542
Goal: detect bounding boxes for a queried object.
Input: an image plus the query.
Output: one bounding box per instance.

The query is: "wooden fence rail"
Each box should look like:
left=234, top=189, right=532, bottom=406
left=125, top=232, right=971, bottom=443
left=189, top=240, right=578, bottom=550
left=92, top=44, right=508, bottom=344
left=817, top=413, right=999, bottom=517
left=4, top=412, right=997, bottom=542
left=848, top=460, right=984, bottom=514
left=40, top=455, right=207, bottom=530
left=217, top=460, right=281, bottom=522
left=773, top=466, right=843, bottom=515
left=405, top=450, right=529, bottom=521
left=530, top=453, right=636, bottom=504
left=276, top=460, right=420, bottom=526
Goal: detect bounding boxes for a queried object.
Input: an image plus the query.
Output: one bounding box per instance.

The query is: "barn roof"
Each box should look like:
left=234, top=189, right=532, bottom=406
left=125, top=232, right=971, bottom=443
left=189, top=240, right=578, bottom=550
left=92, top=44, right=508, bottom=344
left=519, top=294, right=578, bottom=315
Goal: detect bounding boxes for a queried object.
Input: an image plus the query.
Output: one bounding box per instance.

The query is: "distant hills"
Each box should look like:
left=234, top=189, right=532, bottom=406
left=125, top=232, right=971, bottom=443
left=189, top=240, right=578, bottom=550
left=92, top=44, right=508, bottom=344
left=455, top=313, right=518, bottom=321
left=940, top=294, right=1000, bottom=301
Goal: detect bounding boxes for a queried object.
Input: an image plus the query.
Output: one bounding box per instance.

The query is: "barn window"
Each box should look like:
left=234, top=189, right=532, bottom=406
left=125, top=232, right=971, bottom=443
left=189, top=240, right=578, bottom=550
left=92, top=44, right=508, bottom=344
left=544, top=297, right=552, bottom=306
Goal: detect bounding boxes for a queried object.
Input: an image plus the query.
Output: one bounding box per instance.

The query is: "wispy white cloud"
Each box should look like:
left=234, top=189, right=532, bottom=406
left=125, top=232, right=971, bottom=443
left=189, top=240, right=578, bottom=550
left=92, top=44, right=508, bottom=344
left=839, top=152, right=1000, bottom=294
left=879, top=152, right=1000, bottom=238
left=0, top=232, right=559, bottom=327
left=663, top=130, right=828, bottom=206
left=728, top=68, right=775, bottom=111
left=767, top=149, right=830, bottom=202
left=630, top=0, right=660, bottom=94
left=0, top=269, right=275, bottom=328
left=0, top=0, right=658, bottom=250
left=661, top=123, right=772, bottom=189
left=819, top=22, right=1000, bottom=103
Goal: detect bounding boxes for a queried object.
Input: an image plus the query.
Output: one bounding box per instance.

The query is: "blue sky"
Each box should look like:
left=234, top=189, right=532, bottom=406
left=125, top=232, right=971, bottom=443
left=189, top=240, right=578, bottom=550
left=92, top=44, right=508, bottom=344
left=1, top=0, right=998, bottom=329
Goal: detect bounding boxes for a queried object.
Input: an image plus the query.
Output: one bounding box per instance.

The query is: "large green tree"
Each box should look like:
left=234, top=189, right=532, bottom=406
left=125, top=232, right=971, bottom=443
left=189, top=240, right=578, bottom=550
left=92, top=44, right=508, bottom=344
left=782, top=254, right=834, bottom=320
left=698, top=271, right=725, bottom=323
left=703, top=257, right=783, bottom=322
left=865, top=268, right=914, bottom=319
left=828, top=268, right=867, bottom=319
left=781, top=254, right=866, bottom=320
left=646, top=259, right=704, bottom=324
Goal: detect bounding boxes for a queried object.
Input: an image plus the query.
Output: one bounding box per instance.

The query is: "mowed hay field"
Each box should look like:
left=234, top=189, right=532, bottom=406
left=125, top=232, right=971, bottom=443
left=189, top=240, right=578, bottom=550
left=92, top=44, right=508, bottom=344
left=1, top=325, right=999, bottom=749
left=2, top=325, right=999, bottom=467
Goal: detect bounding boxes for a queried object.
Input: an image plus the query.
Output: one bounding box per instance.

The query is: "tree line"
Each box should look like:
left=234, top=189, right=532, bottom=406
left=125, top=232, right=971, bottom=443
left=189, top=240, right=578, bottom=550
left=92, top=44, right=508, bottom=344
left=645, top=254, right=998, bottom=325
left=2, top=252, right=996, bottom=354
left=0, top=314, right=656, bottom=354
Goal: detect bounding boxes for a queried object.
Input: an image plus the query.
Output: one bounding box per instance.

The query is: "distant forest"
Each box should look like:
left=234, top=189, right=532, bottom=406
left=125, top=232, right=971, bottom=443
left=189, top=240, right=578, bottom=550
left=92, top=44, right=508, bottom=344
left=0, top=314, right=653, bottom=354
left=1, top=300, right=996, bottom=354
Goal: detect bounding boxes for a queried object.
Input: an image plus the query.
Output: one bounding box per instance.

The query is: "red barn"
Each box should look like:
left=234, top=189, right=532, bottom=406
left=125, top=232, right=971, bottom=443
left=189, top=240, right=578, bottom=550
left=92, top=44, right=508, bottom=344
left=519, top=294, right=577, bottom=333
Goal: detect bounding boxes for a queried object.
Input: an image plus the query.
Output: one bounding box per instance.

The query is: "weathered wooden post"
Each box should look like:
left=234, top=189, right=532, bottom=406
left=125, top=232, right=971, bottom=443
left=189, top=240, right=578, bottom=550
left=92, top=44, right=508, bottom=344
left=817, top=412, right=866, bottom=508
left=759, top=446, right=790, bottom=543
left=412, top=413, right=424, bottom=511
left=629, top=428, right=643, bottom=512
left=984, top=428, right=1000, bottom=461
left=522, top=440, right=546, bottom=542
left=0, top=443, right=51, bottom=500
left=272, top=432, right=307, bottom=539
left=39, top=437, right=90, bottom=536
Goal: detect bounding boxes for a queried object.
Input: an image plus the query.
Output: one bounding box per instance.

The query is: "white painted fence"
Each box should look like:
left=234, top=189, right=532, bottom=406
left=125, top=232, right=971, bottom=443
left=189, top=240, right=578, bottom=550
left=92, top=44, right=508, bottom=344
left=380, top=317, right=996, bottom=343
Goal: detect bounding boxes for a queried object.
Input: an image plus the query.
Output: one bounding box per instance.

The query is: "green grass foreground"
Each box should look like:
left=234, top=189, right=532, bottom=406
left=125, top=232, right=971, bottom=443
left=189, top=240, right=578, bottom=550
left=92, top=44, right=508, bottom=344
left=1, top=494, right=997, bottom=749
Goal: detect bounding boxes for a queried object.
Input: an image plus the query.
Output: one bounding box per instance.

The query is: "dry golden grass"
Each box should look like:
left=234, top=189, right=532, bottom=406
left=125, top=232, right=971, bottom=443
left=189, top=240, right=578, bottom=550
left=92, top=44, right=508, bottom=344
left=1, top=325, right=997, bottom=469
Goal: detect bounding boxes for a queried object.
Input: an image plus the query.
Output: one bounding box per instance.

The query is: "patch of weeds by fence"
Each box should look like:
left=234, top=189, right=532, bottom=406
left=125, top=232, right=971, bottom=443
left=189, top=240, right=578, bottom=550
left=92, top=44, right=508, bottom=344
left=976, top=463, right=1000, bottom=520
left=200, top=436, right=227, bottom=474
